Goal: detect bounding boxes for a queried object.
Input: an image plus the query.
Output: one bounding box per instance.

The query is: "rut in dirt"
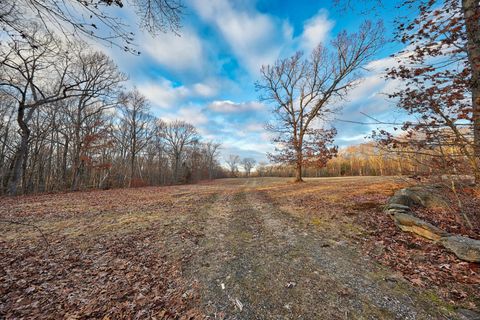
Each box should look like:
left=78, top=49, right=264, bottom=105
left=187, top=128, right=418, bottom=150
left=184, top=185, right=453, bottom=320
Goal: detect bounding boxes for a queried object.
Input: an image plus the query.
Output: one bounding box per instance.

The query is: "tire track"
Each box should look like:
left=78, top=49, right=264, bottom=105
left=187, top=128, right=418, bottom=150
left=184, top=182, right=458, bottom=319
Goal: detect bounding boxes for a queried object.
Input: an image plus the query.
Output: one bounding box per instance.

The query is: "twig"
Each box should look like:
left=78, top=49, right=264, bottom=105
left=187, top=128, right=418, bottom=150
left=448, top=180, right=473, bottom=229
left=0, top=219, right=49, bottom=246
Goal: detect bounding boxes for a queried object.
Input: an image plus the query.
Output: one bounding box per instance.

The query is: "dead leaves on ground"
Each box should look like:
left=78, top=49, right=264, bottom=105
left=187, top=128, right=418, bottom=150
left=1, top=186, right=210, bottom=319
left=353, top=187, right=479, bottom=310
left=1, top=229, right=205, bottom=319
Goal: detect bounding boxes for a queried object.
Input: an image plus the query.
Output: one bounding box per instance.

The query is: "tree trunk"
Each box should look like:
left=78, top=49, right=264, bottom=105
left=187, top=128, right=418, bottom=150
left=129, top=153, right=135, bottom=187
left=173, top=155, right=179, bottom=184
left=7, top=133, right=28, bottom=195
left=463, top=0, right=480, bottom=183
left=295, top=162, right=303, bottom=182
left=294, top=147, right=304, bottom=182
left=7, top=104, right=31, bottom=195
left=71, top=148, right=81, bottom=191
left=62, top=137, right=69, bottom=185
left=129, top=130, right=137, bottom=187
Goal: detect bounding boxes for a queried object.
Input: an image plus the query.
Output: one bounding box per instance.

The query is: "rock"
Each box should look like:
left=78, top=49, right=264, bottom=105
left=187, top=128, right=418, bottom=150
left=391, top=212, right=449, bottom=241
left=387, top=209, right=409, bottom=216
left=457, top=308, right=480, bottom=320
left=395, top=186, right=447, bottom=209
left=387, top=194, right=416, bottom=207
left=384, top=272, right=405, bottom=283
left=440, top=235, right=480, bottom=263
left=234, top=298, right=243, bottom=312
left=384, top=203, right=411, bottom=212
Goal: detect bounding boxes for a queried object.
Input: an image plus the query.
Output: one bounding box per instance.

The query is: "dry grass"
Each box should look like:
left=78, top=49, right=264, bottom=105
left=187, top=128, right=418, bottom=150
left=1, top=177, right=478, bottom=318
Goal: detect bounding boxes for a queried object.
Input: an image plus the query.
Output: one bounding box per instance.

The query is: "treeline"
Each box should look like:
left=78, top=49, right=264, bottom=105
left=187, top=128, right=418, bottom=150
left=255, top=141, right=474, bottom=179
left=0, top=24, right=223, bottom=195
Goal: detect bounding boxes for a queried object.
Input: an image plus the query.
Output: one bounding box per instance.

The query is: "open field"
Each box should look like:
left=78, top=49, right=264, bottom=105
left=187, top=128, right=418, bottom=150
left=1, top=177, right=479, bottom=319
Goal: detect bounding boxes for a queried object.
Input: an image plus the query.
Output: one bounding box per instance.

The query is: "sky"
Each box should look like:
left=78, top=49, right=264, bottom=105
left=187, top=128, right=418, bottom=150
left=99, top=0, right=410, bottom=164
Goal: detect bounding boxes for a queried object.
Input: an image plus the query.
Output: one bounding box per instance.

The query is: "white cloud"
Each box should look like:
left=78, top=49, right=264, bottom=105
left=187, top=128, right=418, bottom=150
left=159, top=106, right=209, bottom=126
left=346, top=76, right=386, bottom=103
left=207, top=100, right=265, bottom=113
left=192, top=82, right=217, bottom=97
left=245, top=122, right=265, bottom=132
left=141, top=27, right=205, bottom=73
left=190, top=0, right=292, bottom=75
left=299, top=10, right=334, bottom=53
left=138, top=78, right=218, bottom=109
left=178, top=107, right=208, bottom=126
left=138, top=79, right=189, bottom=109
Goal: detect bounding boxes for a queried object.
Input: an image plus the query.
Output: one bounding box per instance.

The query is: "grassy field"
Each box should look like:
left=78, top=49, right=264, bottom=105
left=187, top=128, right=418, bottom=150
left=1, top=177, right=478, bottom=319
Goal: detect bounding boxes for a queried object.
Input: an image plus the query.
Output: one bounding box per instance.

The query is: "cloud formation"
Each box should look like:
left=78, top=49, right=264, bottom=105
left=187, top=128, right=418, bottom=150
left=207, top=100, right=265, bottom=113
left=189, top=0, right=292, bottom=75
left=299, top=10, right=334, bottom=52
left=138, top=78, right=218, bottom=109
left=142, top=28, right=206, bottom=73
left=96, top=0, right=403, bottom=163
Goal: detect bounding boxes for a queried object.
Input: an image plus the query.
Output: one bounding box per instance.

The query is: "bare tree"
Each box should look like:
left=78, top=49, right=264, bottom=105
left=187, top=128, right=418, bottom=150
left=118, top=89, right=154, bottom=187
left=67, top=48, right=126, bottom=190
left=0, top=93, right=16, bottom=188
left=0, top=0, right=183, bottom=52
left=256, top=21, right=384, bottom=182
left=225, top=154, right=240, bottom=177
left=241, top=157, right=256, bottom=177
left=0, top=24, right=86, bottom=194
left=204, top=141, right=221, bottom=180
left=161, top=120, right=198, bottom=184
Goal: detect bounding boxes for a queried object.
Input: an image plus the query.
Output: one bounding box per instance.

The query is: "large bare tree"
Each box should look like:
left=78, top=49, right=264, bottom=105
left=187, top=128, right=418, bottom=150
left=67, top=49, right=126, bottom=190
left=241, top=157, right=256, bottom=177
left=203, top=141, right=221, bottom=180
left=225, top=154, right=240, bottom=177
left=117, top=89, right=154, bottom=187
left=256, top=21, right=384, bottom=182
left=161, top=120, right=198, bottom=184
left=0, top=25, right=84, bottom=194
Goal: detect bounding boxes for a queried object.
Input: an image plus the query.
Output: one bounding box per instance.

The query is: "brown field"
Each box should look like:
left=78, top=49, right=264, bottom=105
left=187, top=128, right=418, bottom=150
left=1, top=177, right=479, bottom=319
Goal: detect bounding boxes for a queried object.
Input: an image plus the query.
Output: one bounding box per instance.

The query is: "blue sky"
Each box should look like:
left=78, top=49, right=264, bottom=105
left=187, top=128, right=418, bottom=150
left=100, top=0, right=409, bottom=163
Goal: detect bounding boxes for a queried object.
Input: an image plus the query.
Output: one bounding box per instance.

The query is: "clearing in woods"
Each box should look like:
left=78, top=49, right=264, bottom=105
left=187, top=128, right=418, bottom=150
left=0, top=177, right=474, bottom=319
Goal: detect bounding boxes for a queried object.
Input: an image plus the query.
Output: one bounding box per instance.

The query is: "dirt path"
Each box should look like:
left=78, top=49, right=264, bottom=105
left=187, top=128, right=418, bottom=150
left=185, top=179, right=456, bottom=319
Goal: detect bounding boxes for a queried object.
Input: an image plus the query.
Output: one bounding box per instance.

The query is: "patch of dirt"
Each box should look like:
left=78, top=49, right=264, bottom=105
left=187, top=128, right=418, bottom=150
left=183, top=178, right=458, bottom=319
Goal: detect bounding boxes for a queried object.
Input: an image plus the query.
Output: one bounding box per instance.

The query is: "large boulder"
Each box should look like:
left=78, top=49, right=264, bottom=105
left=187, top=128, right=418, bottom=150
left=391, top=186, right=447, bottom=209
left=386, top=186, right=480, bottom=264
left=440, top=235, right=480, bottom=263
left=392, top=212, right=449, bottom=241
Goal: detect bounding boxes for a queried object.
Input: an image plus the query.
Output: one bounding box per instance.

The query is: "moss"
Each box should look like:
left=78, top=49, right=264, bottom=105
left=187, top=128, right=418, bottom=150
left=238, top=231, right=253, bottom=241
left=366, top=269, right=456, bottom=317
left=311, top=217, right=323, bottom=226
left=421, top=291, right=456, bottom=313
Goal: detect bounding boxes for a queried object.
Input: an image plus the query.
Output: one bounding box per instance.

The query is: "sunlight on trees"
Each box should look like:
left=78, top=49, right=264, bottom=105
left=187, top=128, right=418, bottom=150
left=257, top=21, right=384, bottom=182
